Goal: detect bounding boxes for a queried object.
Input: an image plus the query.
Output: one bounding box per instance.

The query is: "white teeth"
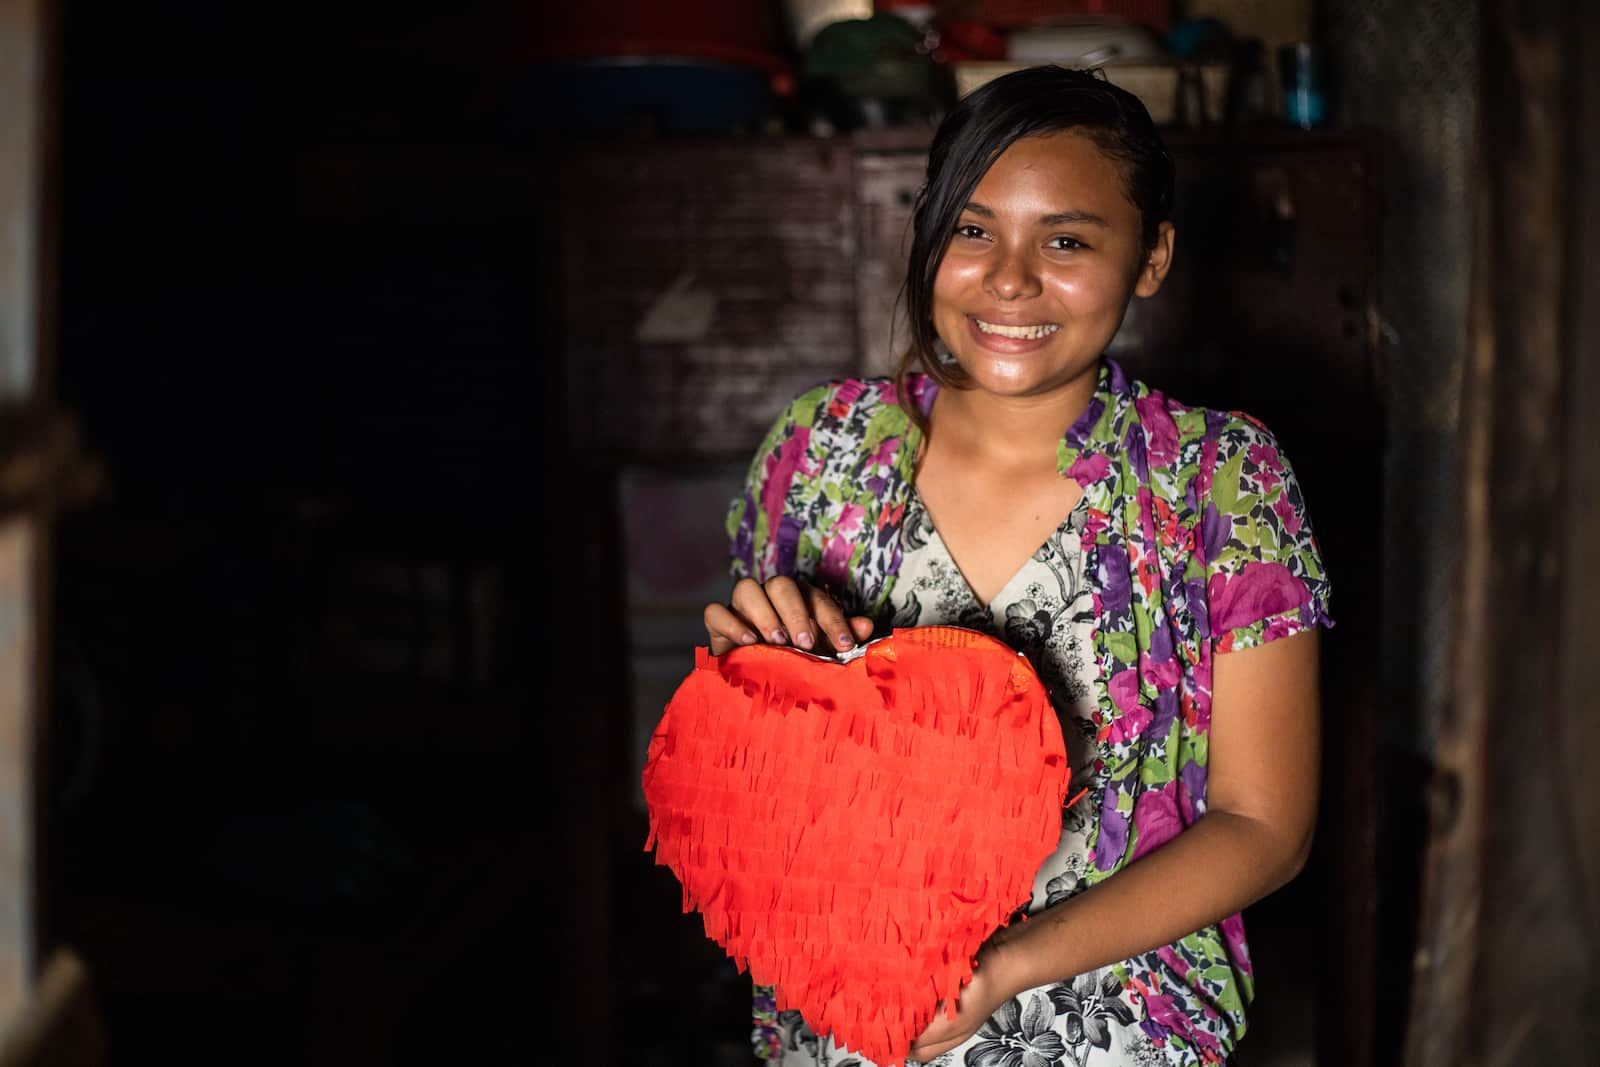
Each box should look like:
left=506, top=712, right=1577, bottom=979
left=975, top=319, right=1060, bottom=339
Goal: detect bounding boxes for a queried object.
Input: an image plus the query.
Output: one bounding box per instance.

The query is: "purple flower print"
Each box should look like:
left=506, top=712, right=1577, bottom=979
left=733, top=502, right=755, bottom=570
left=1181, top=759, right=1208, bottom=818
left=1095, top=799, right=1129, bottom=872
left=775, top=514, right=803, bottom=576
left=1130, top=782, right=1182, bottom=862
left=1124, top=425, right=1149, bottom=481
left=1064, top=394, right=1107, bottom=451
left=1098, top=544, right=1131, bottom=615
left=1144, top=688, right=1179, bottom=740
left=1200, top=503, right=1231, bottom=563
left=1207, top=561, right=1307, bottom=636
left=1147, top=623, right=1173, bottom=665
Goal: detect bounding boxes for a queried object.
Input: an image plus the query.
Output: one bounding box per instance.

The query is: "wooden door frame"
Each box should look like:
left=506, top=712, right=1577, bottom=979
left=1404, top=1, right=1600, bottom=1062
left=0, top=0, right=59, bottom=1030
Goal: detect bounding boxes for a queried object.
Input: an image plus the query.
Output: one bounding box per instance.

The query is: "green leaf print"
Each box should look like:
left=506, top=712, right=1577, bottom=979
left=1212, top=450, right=1245, bottom=512
left=1105, top=630, right=1137, bottom=664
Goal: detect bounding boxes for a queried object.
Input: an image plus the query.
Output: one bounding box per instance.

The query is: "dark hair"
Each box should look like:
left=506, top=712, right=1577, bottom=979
left=896, top=66, right=1175, bottom=419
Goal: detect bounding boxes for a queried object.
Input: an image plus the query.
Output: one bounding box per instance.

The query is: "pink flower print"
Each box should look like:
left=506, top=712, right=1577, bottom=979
left=1136, top=395, right=1180, bottom=466
left=869, top=435, right=899, bottom=469
left=1207, top=561, right=1308, bottom=636
left=1108, top=668, right=1141, bottom=712
left=1263, top=613, right=1300, bottom=643
left=1196, top=439, right=1219, bottom=495
left=833, top=379, right=866, bottom=409
left=1084, top=507, right=1109, bottom=538
left=1104, top=703, right=1153, bottom=743
left=762, top=428, right=810, bottom=532
left=1157, top=945, right=1191, bottom=980
left=831, top=502, right=865, bottom=540
left=819, top=533, right=853, bottom=585
left=1130, top=782, right=1183, bottom=861
left=1068, top=452, right=1111, bottom=485
left=1132, top=983, right=1194, bottom=1041
left=1273, top=491, right=1304, bottom=535
left=1247, top=442, right=1280, bottom=471
left=1138, top=651, right=1181, bottom=689
left=1221, top=912, right=1253, bottom=977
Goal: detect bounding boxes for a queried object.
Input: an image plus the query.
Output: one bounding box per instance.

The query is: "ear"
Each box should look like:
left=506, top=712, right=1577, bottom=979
left=1133, top=221, right=1176, bottom=298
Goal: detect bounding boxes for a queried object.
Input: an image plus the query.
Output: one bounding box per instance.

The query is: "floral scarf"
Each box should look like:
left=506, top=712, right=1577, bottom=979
left=728, top=358, right=1333, bottom=1062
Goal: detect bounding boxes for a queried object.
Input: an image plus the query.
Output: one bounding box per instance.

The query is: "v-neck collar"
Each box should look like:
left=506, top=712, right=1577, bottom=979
left=906, top=484, right=1089, bottom=612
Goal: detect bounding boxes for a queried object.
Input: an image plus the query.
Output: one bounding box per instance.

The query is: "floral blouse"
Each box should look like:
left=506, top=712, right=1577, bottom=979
left=727, top=359, right=1333, bottom=1065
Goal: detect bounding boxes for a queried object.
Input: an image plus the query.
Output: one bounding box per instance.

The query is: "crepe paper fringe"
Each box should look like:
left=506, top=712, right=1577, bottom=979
left=642, top=626, right=1069, bottom=1067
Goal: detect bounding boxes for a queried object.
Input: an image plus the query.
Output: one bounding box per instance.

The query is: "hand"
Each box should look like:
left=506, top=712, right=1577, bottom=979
left=907, top=941, right=1017, bottom=1063
left=702, top=576, right=874, bottom=656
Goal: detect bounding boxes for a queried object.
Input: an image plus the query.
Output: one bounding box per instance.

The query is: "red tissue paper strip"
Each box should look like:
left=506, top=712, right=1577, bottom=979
left=642, top=625, right=1069, bottom=1067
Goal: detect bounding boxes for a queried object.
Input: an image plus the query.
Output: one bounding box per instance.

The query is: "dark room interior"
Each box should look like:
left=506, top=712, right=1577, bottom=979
left=0, top=2, right=1595, bottom=1066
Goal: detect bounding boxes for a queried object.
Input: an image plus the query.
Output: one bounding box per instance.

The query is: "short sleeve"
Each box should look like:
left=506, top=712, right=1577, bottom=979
left=725, top=384, right=832, bottom=584
left=1200, top=416, right=1334, bottom=653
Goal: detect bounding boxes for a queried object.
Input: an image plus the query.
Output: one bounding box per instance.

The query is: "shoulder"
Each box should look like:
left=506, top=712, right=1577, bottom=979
left=1120, top=372, right=1285, bottom=472
left=765, top=376, right=911, bottom=446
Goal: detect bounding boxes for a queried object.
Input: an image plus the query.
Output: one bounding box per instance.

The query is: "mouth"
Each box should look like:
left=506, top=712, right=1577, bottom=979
left=973, top=318, right=1060, bottom=340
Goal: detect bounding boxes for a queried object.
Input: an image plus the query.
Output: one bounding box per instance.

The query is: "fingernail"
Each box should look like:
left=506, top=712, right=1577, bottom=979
left=768, top=629, right=789, bottom=645
left=835, top=633, right=854, bottom=649
left=738, top=632, right=758, bottom=646
left=796, top=630, right=814, bottom=650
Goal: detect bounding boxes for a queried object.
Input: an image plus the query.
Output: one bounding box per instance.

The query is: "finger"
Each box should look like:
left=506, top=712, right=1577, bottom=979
left=849, top=615, right=875, bottom=642
left=807, top=587, right=857, bottom=652
left=729, top=577, right=788, bottom=646
left=702, top=602, right=759, bottom=656
left=763, top=576, right=817, bottom=651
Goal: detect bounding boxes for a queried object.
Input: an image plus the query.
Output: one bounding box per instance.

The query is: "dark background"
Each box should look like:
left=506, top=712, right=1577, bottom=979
left=47, top=4, right=566, bottom=1063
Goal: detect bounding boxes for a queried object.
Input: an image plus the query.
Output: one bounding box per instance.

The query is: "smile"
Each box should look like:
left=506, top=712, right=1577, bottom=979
left=973, top=319, right=1060, bottom=340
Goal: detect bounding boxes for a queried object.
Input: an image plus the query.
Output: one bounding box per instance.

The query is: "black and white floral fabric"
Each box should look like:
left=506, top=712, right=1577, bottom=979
left=770, top=489, right=1167, bottom=1067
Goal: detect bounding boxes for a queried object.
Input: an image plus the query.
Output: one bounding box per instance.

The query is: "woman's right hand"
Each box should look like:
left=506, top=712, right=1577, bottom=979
left=702, top=576, right=876, bottom=656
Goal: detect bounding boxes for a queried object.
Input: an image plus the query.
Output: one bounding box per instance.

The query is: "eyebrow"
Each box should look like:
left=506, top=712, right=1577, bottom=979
left=962, top=201, right=1112, bottom=227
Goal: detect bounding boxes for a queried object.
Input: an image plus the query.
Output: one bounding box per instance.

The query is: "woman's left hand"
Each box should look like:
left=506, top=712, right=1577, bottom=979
left=907, top=941, right=1016, bottom=1062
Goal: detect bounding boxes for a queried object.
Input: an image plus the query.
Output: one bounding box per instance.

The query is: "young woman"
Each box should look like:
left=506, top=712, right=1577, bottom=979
left=704, top=66, right=1332, bottom=1067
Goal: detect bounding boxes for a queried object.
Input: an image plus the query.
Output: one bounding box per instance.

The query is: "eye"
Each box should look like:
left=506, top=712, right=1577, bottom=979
left=953, top=223, right=989, bottom=241
left=1047, top=235, right=1088, bottom=252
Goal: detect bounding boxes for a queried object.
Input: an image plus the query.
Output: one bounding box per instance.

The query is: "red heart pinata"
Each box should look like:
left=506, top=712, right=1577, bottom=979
left=642, top=625, right=1068, bottom=1067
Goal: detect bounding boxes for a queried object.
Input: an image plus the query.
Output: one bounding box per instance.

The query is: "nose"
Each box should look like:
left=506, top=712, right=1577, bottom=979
left=984, top=244, right=1042, bottom=301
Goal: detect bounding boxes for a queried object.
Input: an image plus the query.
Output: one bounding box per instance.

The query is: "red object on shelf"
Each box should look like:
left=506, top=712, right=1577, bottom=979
left=938, top=19, right=1010, bottom=62
left=968, top=0, right=1172, bottom=33
left=642, top=626, right=1069, bottom=1067
left=527, top=0, right=788, bottom=72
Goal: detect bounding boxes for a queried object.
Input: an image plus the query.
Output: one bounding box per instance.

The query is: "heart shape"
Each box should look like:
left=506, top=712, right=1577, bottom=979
left=643, top=626, right=1068, bottom=1067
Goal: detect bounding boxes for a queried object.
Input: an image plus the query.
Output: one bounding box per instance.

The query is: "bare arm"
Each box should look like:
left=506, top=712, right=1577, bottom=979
left=911, top=629, right=1322, bottom=1060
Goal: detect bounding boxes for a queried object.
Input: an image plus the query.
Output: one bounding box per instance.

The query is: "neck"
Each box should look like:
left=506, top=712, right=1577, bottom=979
left=929, top=366, right=1100, bottom=467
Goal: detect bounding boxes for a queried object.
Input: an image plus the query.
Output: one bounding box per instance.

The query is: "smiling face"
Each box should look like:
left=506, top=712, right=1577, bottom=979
left=931, top=131, right=1175, bottom=403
